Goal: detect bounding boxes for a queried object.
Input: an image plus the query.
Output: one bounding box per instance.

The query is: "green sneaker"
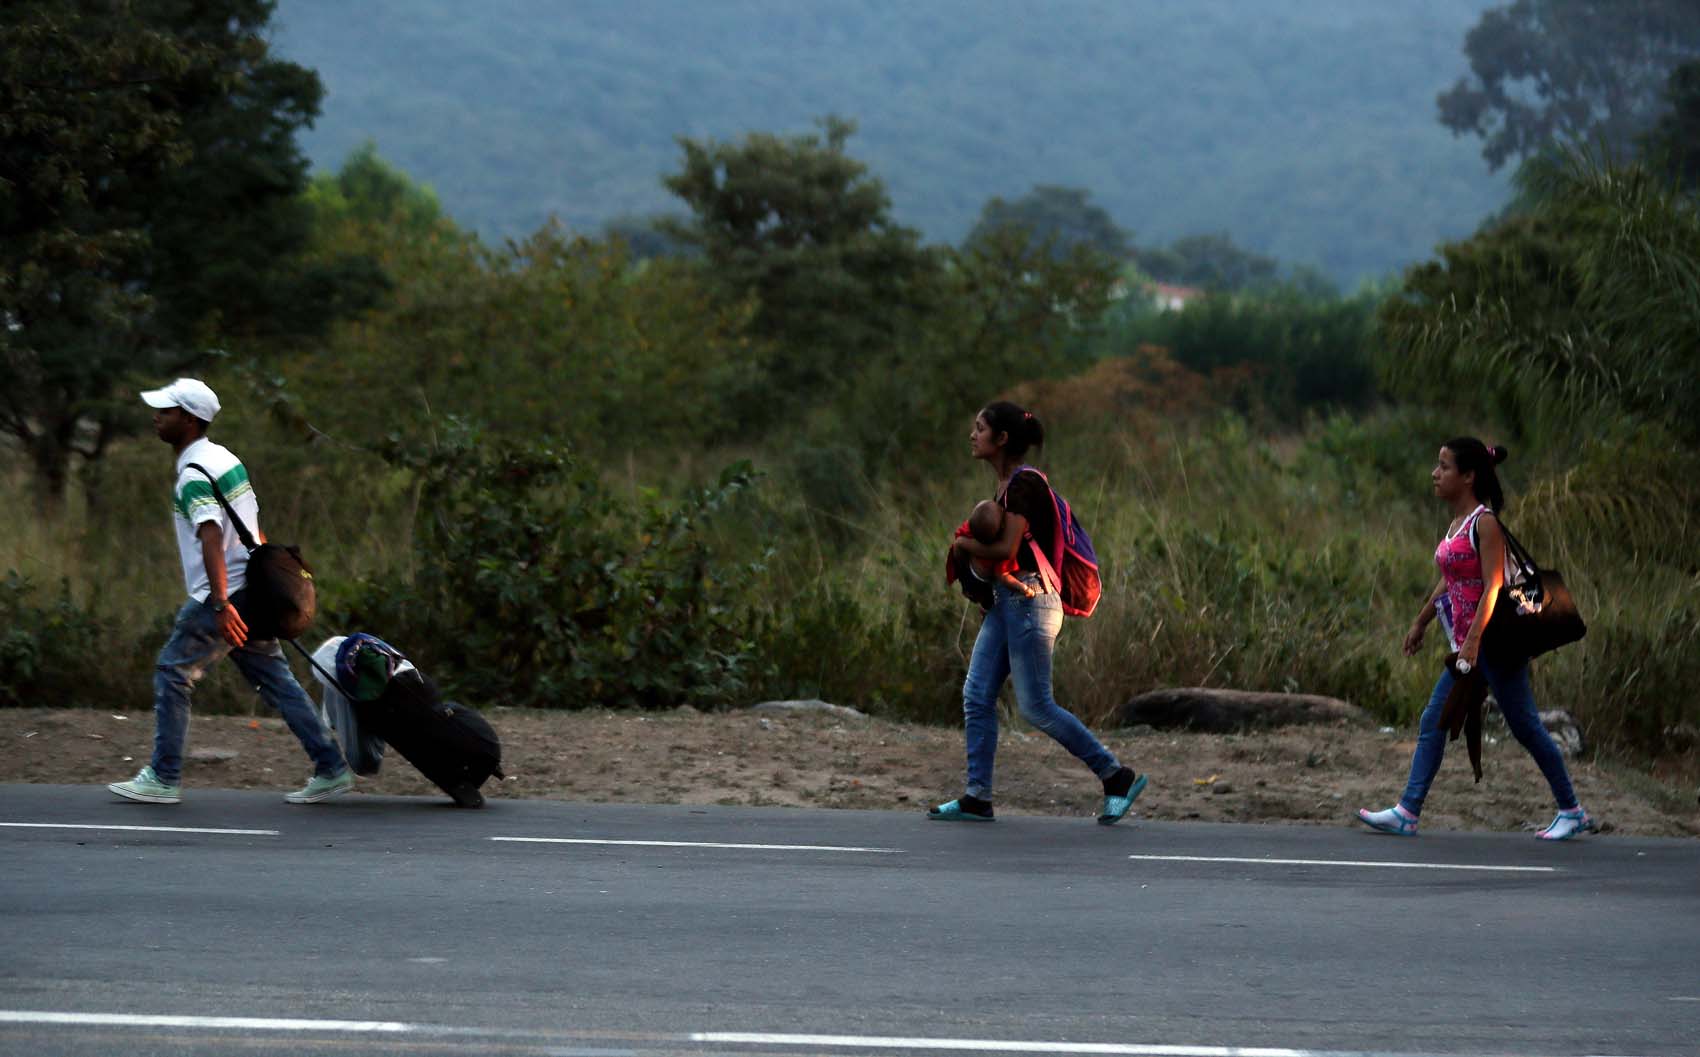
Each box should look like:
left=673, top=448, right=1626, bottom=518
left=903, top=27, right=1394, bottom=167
left=109, top=766, right=181, bottom=805
left=285, top=769, right=355, bottom=804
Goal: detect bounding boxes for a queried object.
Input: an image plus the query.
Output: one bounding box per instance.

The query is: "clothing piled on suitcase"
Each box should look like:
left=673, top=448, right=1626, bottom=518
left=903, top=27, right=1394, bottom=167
left=309, top=634, right=502, bottom=808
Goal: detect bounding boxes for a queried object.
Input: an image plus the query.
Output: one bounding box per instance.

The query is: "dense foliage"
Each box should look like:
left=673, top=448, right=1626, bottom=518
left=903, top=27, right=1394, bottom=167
left=0, top=0, right=382, bottom=502
left=334, top=424, right=762, bottom=710
left=1439, top=0, right=1700, bottom=169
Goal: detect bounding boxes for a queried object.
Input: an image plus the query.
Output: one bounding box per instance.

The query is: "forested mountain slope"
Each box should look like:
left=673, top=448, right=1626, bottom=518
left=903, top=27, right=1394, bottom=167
left=271, top=0, right=1508, bottom=281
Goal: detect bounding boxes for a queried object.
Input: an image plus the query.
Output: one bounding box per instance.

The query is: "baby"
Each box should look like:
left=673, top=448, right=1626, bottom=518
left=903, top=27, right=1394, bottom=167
left=951, top=499, right=1034, bottom=602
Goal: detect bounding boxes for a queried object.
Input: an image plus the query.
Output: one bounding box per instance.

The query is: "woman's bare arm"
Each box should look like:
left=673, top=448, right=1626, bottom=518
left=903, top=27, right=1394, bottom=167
left=1403, top=578, right=1446, bottom=656
left=953, top=511, right=1027, bottom=563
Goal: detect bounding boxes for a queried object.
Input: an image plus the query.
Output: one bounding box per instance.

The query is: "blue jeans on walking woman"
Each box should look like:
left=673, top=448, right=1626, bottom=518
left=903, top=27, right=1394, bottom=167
left=1398, top=657, right=1578, bottom=816
left=962, top=576, right=1121, bottom=800
left=152, top=599, right=346, bottom=785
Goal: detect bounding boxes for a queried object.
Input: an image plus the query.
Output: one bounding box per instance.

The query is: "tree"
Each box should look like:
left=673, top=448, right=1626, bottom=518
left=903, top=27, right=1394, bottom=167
left=1438, top=0, right=1700, bottom=170
left=1641, top=60, right=1700, bottom=190
left=1379, top=148, right=1700, bottom=454
left=0, top=0, right=378, bottom=505
left=307, top=141, right=450, bottom=239
left=600, top=213, right=694, bottom=262
left=1137, top=232, right=1278, bottom=291
left=833, top=224, right=1118, bottom=473
left=964, top=185, right=1130, bottom=261
left=658, top=116, right=942, bottom=409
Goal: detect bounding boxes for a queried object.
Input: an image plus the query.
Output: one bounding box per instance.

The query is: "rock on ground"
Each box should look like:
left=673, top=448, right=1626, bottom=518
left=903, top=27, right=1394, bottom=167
left=1117, top=688, right=1368, bottom=733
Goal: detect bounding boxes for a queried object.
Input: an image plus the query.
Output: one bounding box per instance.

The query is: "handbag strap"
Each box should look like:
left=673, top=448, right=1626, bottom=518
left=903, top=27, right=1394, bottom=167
left=185, top=462, right=259, bottom=552
left=1469, top=509, right=1541, bottom=586
left=1494, top=519, right=1541, bottom=583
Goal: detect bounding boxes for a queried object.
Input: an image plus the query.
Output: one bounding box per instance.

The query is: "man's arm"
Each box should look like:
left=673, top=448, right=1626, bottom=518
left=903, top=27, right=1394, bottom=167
left=197, top=521, right=250, bottom=647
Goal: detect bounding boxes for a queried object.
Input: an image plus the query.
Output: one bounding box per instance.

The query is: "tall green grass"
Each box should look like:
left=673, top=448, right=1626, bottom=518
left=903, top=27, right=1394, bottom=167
left=5, top=401, right=1696, bottom=761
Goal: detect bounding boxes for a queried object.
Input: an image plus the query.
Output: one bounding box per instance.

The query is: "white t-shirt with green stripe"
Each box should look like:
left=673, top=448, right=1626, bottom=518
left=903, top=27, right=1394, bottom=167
left=172, top=437, right=260, bottom=603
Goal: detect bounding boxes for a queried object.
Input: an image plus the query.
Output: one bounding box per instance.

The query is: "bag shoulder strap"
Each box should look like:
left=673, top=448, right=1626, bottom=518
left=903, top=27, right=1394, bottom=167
left=995, top=464, right=1049, bottom=504
left=1474, top=510, right=1541, bottom=584
left=1494, top=518, right=1538, bottom=572
left=184, top=461, right=259, bottom=551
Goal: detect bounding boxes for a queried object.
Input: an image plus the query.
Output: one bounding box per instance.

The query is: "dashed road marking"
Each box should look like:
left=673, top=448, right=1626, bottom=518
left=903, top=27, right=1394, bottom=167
left=0, top=822, right=278, bottom=836
left=491, top=836, right=901, bottom=853
left=691, top=1031, right=1455, bottom=1056
left=1127, top=853, right=1555, bottom=873
left=0, top=1011, right=405, bottom=1032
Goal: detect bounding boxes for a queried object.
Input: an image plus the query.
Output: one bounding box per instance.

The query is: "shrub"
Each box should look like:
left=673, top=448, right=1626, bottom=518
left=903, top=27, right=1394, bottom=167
left=0, top=573, right=119, bottom=709
left=336, top=422, right=763, bottom=710
left=1101, top=288, right=1381, bottom=418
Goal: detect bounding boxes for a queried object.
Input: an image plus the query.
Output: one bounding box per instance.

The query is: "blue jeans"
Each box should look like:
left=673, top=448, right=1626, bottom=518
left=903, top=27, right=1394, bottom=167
left=961, top=577, right=1121, bottom=800
left=1398, top=658, right=1578, bottom=816
left=152, top=599, right=346, bottom=785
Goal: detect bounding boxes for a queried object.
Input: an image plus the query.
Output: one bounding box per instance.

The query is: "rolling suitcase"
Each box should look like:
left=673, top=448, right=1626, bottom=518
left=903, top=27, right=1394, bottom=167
left=292, top=635, right=502, bottom=808
left=357, top=669, right=502, bottom=808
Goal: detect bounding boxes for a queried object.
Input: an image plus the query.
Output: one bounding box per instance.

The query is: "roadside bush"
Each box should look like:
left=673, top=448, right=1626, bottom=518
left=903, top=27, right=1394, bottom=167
left=334, top=422, right=763, bottom=710
left=0, top=573, right=120, bottom=709
left=749, top=564, right=973, bottom=723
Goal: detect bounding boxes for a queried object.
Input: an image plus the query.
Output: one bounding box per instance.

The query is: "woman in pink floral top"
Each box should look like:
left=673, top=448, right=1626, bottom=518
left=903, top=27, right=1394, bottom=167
left=1357, top=438, right=1594, bottom=840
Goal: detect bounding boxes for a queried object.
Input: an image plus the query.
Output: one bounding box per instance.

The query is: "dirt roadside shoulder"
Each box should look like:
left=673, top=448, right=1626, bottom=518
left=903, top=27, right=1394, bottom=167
left=7, top=707, right=1697, bottom=838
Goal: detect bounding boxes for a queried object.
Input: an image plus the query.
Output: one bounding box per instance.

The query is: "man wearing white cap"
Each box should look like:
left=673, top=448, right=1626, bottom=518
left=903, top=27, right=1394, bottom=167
left=108, top=378, right=353, bottom=805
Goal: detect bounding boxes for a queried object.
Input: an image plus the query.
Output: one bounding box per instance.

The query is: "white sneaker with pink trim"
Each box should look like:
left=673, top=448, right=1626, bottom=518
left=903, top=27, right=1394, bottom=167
left=1537, top=808, right=1597, bottom=841
left=1356, top=804, right=1419, bottom=836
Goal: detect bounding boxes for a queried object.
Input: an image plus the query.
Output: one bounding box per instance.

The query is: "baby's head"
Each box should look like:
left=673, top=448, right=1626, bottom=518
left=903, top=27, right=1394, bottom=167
left=968, top=500, right=1005, bottom=544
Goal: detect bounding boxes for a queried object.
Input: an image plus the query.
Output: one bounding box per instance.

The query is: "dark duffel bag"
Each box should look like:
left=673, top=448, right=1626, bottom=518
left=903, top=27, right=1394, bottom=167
left=187, top=463, right=316, bottom=640
left=357, top=669, right=503, bottom=808
left=1481, top=521, right=1586, bottom=663
left=230, top=544, right=316, bottom=640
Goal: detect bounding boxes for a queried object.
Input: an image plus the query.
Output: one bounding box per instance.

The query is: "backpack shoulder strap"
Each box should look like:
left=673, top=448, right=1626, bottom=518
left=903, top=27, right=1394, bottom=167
left=998, top=465, right=1065, bottom=595
left=185, top=462, right=259, bottom=551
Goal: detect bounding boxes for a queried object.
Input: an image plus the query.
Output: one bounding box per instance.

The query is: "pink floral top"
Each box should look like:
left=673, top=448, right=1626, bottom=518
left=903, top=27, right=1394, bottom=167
left=1434, top=505, right=1489, bottom=650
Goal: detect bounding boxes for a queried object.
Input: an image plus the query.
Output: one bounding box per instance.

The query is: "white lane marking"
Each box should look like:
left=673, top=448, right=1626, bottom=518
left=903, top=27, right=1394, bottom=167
left=0, top=822, right=278, bottom=836
left=1127, top=854, right=1554, bottom=874
left=492, top=837, right=901, bottom=853
left=0, top=1011, right=407, bottom=1032
left=693, top=1033, right=1313, bottom=1056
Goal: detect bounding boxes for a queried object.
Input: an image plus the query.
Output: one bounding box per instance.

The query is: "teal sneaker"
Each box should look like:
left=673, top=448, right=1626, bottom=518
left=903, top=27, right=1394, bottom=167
left=109, top=766, right=181, bottom=805
left=927, top=798, right=995, bottom=821
left=1098, top=772, right=1148, bottom=825
left=285, top=769, right=355, bottom=804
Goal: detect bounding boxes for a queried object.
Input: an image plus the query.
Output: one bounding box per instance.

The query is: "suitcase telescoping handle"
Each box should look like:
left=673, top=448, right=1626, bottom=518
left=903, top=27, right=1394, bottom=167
left=284, top=637, right=359, bottom=701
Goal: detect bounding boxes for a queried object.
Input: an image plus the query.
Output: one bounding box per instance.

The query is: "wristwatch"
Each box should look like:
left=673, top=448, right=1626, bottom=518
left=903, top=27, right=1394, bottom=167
left=209, top=598, right=228, bottom=613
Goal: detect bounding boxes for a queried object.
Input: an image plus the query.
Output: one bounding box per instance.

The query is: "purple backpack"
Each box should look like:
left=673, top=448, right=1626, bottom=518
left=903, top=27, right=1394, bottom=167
left=1003, top=466, right=1103, bottom=618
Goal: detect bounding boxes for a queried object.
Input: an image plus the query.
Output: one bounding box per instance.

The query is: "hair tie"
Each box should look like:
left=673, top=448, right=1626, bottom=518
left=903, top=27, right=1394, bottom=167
left=1022, top=411, right=1033, bottom=421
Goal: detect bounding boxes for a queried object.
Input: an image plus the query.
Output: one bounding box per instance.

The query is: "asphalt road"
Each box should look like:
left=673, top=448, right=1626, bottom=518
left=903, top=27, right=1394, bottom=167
left=2, top=784, right=1696, bottom=1057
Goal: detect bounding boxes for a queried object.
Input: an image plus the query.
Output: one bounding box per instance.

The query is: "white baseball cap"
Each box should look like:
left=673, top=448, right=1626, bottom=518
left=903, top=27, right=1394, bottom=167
left=140, top=378, right=220, bottom=423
